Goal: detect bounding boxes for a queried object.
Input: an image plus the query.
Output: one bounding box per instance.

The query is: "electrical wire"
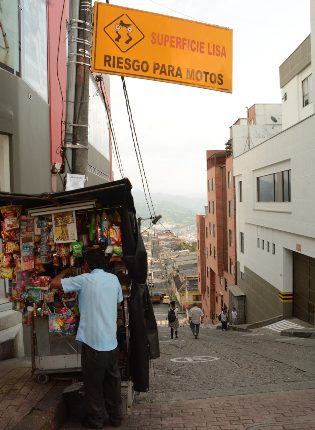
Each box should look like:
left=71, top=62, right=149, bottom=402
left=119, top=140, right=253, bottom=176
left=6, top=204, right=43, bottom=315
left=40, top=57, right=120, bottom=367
left=147, top=0, right=207, bottom=24
left=121, top=77, right=156, bottom=218
left=55, top=0, right=68, bottom=165
left=99, top=80, right=125, bottom=178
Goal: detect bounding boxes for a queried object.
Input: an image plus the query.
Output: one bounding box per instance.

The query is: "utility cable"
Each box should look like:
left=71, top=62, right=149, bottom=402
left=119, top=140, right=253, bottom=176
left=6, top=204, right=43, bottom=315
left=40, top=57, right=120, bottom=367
left=56, top=0, right=72, bottom=174
left=99, top=82, right=125, bottom=178
left=121, top=77, right=156, bottom=218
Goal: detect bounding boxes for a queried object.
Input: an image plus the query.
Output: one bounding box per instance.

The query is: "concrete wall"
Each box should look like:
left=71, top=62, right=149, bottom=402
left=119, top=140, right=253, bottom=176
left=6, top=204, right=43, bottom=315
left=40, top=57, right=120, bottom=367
left=234, top=114, right=315, bottom=322
left=0, top=68, right=51, bottom=193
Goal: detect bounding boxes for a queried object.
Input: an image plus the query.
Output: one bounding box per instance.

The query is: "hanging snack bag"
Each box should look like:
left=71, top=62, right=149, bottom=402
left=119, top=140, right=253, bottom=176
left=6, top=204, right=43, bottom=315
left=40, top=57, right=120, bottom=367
left=0, top=206, right=21, bottom=241
left=88, top=213, right=96, bottom=243
left=109, top=224, right=122, bottom=246
left=101, top=211, right=109, bottom=245
left=71, top=241, right=84, bottom=258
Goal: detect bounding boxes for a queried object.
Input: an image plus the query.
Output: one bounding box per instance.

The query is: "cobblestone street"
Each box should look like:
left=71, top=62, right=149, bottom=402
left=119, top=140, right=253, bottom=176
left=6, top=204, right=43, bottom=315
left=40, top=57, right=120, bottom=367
left=64, top=305, right=315, bottom=429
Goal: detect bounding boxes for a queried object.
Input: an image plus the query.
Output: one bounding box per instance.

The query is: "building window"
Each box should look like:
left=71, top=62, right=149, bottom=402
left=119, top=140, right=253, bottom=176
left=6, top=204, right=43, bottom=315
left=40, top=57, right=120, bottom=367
left=213, top=224, right=215, bottom=237
left=212, top=201, right=215, bottom=214
left=225, top=278, right=228, bottom=291
left=240, top=271, right=245, bottom=280
left=205, top=227, right=208, bottom=238
left=272, top=243, right=275, bottom=254
left=207, top=179, right=210, bottom=192
left=210, top=244, right=212, bottom=256
left=257, top=238, right=260, bottom=248
left=257, top=170, right=291, bottom=202
left=228, top=200, right=232, bottom=217
left=267, top=241, right=270, bottom=252
left=214, top=246, right=216, bottom=259
left=228, top=171, right=232, bottom=188
left=211, top=178, right=214, bottom=190
left=207, top=267, right=209, bottom=278
left=239, top=181, right=243, bottom=202
left=262, top=239, right=265, bottom=250
left=240, top=232, right=244, bottom=253
left=209, top=222, right=211, bottom=236
left=206, top=248, right=208, bottom=257
left=0, top=1, right=20, bottom=75
left=229, top=258, right=232, bottom=274
left=208, top=202, right=210, bottom=213
left=302, top=74, right=312, bottom=107
left=229, top=229, right=232, bottom=246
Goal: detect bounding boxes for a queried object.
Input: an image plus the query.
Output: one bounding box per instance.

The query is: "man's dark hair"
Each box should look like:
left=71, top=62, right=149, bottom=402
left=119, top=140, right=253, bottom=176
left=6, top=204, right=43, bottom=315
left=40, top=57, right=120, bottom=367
left=170, top=300, right=176, bottom=308
left=84, top=249, right=109, bottom=271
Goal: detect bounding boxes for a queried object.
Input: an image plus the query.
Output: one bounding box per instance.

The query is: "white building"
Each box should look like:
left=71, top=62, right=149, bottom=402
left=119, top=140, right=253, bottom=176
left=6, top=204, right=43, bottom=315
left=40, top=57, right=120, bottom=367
left=232, top=5, right=315, bottom=325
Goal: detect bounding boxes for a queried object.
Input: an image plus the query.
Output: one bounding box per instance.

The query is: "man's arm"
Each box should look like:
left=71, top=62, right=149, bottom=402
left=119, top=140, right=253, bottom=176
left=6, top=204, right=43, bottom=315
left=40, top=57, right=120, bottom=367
left=50, top=268, right=72, bottom=290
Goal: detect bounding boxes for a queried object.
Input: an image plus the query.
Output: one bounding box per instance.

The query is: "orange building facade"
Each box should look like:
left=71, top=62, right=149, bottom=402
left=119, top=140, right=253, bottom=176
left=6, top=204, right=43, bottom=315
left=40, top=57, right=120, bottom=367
left=197, top=150, right=236, bottom=320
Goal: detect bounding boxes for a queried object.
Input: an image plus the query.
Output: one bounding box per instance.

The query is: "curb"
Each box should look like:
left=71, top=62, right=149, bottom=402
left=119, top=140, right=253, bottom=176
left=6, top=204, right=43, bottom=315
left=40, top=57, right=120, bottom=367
left=281, top=329, right=315, bottom=338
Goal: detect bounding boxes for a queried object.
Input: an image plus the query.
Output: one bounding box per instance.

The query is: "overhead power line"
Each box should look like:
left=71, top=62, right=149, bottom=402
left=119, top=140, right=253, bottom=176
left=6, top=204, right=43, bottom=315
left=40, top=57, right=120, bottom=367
left=97, top=76, right=125, bottom=179
left=121, top=76, right=156, bottom=218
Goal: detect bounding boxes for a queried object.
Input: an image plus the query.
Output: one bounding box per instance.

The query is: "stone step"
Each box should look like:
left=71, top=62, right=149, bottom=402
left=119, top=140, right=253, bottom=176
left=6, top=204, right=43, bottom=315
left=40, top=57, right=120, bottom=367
left=0, top=311, right=24, bottom=360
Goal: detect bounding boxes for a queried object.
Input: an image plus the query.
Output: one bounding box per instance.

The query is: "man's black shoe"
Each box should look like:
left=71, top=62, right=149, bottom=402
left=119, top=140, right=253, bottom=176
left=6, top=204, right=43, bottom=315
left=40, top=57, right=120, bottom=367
left=81, top=418, right=104, bottom=429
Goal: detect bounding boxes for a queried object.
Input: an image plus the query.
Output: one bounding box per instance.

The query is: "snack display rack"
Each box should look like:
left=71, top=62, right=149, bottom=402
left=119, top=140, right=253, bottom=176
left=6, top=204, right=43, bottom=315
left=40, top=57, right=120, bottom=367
left=0, top=179, right=145, bottom=393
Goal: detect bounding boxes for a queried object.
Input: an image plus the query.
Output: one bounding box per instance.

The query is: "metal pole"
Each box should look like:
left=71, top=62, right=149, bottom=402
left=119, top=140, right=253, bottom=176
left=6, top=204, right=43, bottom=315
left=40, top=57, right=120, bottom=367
left=71, top=0, right=92, bottom=176
left=64, top=0, right=80, bottom=181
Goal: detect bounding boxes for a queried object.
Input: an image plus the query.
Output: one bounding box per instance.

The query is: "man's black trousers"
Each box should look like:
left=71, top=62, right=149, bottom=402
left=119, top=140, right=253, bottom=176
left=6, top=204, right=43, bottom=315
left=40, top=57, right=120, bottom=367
left=81, top=343, right=122, bottom=426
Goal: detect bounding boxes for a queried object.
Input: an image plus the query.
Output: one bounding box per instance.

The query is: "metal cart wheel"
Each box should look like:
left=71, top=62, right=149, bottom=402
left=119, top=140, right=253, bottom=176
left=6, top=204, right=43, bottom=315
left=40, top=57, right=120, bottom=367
left=36, top=373, right=50, bottom=384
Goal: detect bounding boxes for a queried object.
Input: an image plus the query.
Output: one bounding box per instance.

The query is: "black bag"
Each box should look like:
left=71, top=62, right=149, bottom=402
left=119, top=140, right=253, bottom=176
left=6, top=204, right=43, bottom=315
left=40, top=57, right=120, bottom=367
left=168, top=308, right=176, bottom=323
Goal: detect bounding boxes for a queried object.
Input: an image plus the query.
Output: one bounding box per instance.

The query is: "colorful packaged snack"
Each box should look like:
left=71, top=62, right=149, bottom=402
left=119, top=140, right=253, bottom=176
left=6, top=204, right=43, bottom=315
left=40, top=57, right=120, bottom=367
left=1, top=267, right=13, bottom=280
left=109, top=225, right=122, bottom=245
left=71, top=241, right=83, bottom=258
left=2, top=253, right=13, bottom=268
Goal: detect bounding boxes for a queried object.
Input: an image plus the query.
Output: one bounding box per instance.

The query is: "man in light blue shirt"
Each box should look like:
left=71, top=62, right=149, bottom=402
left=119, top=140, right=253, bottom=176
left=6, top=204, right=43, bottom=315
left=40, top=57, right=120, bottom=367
left=51, top=250, right=123, bottom=428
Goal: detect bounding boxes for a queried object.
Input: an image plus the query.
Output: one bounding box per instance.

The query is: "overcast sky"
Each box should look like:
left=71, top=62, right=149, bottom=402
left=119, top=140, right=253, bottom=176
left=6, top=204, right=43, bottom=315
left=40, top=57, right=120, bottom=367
left=101, top=0, right=310, bottom=197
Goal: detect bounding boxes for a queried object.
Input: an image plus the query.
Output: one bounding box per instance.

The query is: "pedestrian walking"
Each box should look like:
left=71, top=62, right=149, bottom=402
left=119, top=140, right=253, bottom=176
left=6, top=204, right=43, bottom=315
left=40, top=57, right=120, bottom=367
left=188, top=303, right=204, bottom=339
left=231, top=306, right=237, bottom=325
left=50, top=249, right=123, bottom=428
left=220, top=308, right=229, bottom=331
left=167, top=300, right=179, bottom=339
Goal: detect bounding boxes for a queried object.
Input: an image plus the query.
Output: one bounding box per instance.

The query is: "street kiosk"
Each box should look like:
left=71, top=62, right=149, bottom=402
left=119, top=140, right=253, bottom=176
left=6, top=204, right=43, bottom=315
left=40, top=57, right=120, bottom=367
left=0, top=179, right=159, bottom=405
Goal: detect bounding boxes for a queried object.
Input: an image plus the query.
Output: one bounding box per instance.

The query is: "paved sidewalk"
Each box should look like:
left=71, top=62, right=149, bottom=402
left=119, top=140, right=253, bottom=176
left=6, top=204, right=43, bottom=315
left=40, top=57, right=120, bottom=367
left=63, top=388, right=315, bottom=429
left=122, top=389, right=315, bottom=430
left=0, top=358, right=67, bottom=430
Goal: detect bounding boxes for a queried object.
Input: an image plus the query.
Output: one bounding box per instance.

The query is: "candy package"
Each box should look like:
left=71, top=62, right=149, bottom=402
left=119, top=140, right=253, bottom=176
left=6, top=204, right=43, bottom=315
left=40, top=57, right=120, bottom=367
left=71, top=241, right=83, bottom=258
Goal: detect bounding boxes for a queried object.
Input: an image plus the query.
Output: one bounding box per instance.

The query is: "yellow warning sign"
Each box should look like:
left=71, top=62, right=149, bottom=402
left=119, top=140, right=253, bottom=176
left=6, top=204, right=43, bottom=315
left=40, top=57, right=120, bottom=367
left=92, top=3, right=233, bottom=92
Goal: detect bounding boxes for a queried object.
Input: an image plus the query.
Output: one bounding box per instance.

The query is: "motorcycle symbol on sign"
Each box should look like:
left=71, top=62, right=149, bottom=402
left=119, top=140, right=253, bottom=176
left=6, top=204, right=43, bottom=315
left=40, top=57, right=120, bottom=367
left=104, top=14, right=145, bottom=53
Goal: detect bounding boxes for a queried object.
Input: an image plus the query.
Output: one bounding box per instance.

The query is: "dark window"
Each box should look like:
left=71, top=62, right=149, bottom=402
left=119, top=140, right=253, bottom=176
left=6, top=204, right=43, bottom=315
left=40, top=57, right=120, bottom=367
left=302, top=74, right=312, bottom=107
left=283, top=170, right=291, bottom=202
left=257, top=174, right=274, bottom=202
left=210, top=244, right=212, bottom=256
left=207, top=180, right=210, bottom=192
left=240, top=271, right=245, bottom=280
left=214, top=246, right=216, bottom=259
left=225, top=278, right=228, bottom=291
left=272, top=243, right=275, bottom=254
left=213, top=224, right=215, bottom=237
left=228, top=200, right=232, bottom=217
left=205, top=227, right=208, bottom=238
left=229, top=229, right=232, bottom=246
left=257, top=170, right=291, bottom=202
left=267, top=241, right=270, bottom=252
left=212, top=178, right=214, bottom=191
left=257, top=238, right=260, bottom=248
left=240, top=232, right=244, bottom=253
left=239, top=181, right=242, bottom=202
left=212, top=201, right=215, bottom=214
left=262, top=240, right=265, bottom=250
left=208, top=202, right=210, bottom=213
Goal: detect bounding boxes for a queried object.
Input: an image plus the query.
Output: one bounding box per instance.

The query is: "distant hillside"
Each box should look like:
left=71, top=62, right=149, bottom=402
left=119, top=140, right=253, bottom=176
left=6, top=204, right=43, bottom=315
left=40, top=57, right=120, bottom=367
left=132, top=190, right=205, bottom=227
